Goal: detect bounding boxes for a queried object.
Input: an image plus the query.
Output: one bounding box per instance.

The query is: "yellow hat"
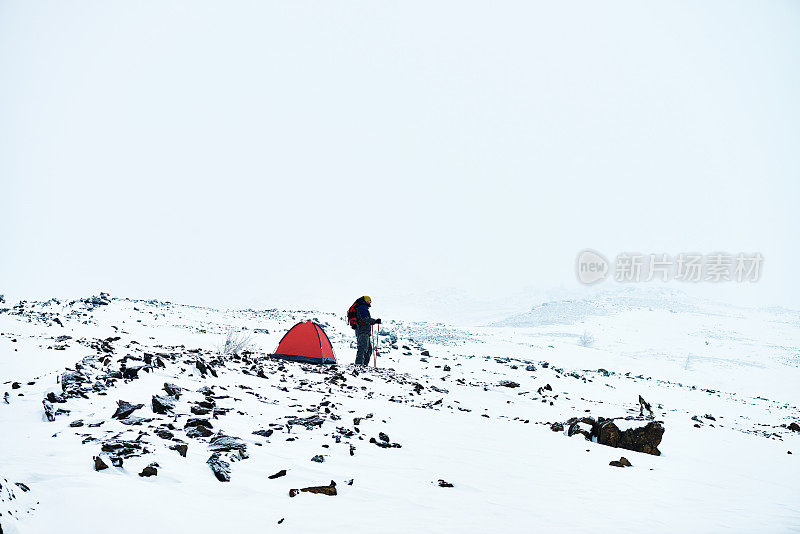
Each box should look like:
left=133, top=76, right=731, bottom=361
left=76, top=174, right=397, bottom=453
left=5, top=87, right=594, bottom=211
left=363, top=296, right=372, bottom=304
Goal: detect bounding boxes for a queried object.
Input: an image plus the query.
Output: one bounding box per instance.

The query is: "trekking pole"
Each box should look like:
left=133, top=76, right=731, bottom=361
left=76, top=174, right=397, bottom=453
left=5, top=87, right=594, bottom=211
left=374, top=322, right=379, bottom=368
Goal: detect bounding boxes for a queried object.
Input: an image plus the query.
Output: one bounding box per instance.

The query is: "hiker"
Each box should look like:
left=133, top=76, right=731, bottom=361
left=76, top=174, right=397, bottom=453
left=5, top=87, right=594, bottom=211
left=347, top=296, right=381, bottom=366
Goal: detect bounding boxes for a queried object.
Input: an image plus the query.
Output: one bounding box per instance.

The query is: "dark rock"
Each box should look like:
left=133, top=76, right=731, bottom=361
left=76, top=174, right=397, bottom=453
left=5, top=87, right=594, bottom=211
left=499, top=380, right=520, bottom=388
left=185, top=417, right=213, bottom=429
left=610, top=456, right=632, bottom=467
left=151, top=395, right=175, bottom=414
left=187, top=426, right=214, bottom=438
left=47, top=392, right=67, bottom=403
left=11, top=382, right=20, bottom=389
left=163, top=383, right=182, bottom=398
left=788, top=422, right=800, bottom=432
left=207, top=453, right=231, bottom=482
left=70, top=419, right=84, bottom=427
left=525, top=364, right=537, bottom=372
left=288, top=415, right=325, bottom=430
left=170, top=443, right=188, bottom=457
left=550, top=422, right=564, bottom=432
left=437, top=479, right=454, bottom=487
left=15, top=482, right=30, bottom=492
left=110, top=456, right=124, bottom=467
left=101, top=439, right=146, bottom=458
left=139, top=464, right=158, bottom=477
left=209, top=433, right=247, bottom=453
left=420, top=350, right=430, bottom=356
left=596, top=419, right=664, bottom=456
left=268, top=469, right=287, bottom=479
left=94, top=456, right=108, bottom=471
left=289, top=480, right=337, bottom=497
left=378, top=432, right=390, bottom=443
left=112, top=400, right=144, bottom=419
left=253, top=429, right=274, bottom=438
left=311, top=455, right=325, bottom=463
left=156, top=429, right=174, bottom=440
left=43, top=400, right=56, bottom=421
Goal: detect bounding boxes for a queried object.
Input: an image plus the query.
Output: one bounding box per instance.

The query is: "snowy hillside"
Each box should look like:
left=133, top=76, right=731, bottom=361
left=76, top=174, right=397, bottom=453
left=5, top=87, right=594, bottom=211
left=1, top=294, right=799, bottom=533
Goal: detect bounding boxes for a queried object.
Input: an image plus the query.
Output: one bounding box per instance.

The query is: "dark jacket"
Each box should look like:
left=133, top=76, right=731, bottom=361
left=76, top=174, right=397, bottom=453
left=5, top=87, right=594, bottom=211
left=355, top=297, right=376, bottom=330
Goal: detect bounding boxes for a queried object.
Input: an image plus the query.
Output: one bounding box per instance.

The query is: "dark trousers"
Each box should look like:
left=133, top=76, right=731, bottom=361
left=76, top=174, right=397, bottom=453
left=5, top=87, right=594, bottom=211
left=355, top=328, right=372, bottom=366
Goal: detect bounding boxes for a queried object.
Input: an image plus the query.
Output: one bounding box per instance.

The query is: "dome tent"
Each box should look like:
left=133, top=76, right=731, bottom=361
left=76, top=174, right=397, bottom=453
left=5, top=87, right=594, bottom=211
left=271, top=321, right=336, bottom=364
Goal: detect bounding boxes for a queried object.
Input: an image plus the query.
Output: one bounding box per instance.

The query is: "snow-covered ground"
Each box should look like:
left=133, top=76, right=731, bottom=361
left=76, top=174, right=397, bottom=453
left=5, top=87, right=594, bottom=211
left=1, top=293, right=798, bottom=533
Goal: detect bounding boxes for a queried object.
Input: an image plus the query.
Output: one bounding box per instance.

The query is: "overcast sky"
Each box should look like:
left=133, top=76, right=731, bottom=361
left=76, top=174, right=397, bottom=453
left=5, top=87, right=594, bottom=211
left=1, top=1, right=798, bottom=319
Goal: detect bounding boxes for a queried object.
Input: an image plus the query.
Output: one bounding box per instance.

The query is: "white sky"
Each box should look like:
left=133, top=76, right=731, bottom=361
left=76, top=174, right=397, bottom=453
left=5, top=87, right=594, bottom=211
left=1, top=1, right=798, bottom=319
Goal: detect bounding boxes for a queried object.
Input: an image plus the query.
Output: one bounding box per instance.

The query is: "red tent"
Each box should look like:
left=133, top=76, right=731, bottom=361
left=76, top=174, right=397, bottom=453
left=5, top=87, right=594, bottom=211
left=271, top=321, right=336, bottom=364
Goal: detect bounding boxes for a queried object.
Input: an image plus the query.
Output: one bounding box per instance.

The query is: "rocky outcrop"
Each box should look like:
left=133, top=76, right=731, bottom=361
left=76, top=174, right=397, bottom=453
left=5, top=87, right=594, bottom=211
left=565, top=416, right=664, bottom=456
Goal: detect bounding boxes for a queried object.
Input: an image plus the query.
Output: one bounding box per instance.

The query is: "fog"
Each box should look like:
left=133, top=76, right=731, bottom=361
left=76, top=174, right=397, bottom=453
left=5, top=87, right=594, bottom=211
left=2, top=1, right=798, bottom=320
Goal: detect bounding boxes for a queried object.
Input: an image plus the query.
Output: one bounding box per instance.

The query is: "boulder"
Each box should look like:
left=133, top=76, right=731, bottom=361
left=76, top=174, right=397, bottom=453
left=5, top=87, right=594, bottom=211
left=207, top=453, right=231, bottom=482
left=289, top=480, right=337, bottom=497
left=151, top=395, right=175, bottom=414
left=112, top=400, right=144, bottom=419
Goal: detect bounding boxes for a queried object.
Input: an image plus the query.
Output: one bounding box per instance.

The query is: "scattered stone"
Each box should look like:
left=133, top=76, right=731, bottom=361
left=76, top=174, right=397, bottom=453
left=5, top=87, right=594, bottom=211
left=550, top=422, right=564, bottom=432
left=378, top=432, right=390, bottom=443
left=170, top=443, right=189, bottom=457
left=253, top=429, right=274, bottom=438
left=207, top=453, right=231, bottom=482
left=94, top=456, right=108, bottom=471
left=209, top=433, right=247, bottom=453
left=499, top=380, right=520, bottom=388
left=311, top=455, right=325, bottom=463
left=42, top=399, right=56, bottom=421
left=139, top=464, right=158, bottom=477
left=609, top=456, right=633, bottom=468
left=289, top=480, right=337, bottom=497
left=163, top=382, right=182, bottom=398
left=70, top=419, right=84, bottom=427
left=788, top=422, right=800, bottom=432
left=112, top=400, right=144, bottom=419
left=269, top=469, right=287, bottom=479
left=437, top=479, right=454, bottom=487
left=151, top=394, right=175, bottom=414
left=11, top=382, right=20, bottom=389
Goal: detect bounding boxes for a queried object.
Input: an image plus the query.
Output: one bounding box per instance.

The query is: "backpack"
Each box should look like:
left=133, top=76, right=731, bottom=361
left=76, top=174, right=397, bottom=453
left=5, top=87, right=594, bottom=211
left=347, top=300, right=359, bottom=329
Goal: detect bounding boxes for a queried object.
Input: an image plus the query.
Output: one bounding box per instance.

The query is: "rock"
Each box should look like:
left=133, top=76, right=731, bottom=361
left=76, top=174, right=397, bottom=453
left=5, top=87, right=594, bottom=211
left=550, top=422, right=564, bottom=432
left=151, top=395, right=175, bottom=414
left=597, top=420, right=664, bottom=456
left=70, top=419, right=84, bottom=427
left=421, top=350, right=430, bottom=357
left=94, top=456, right=108, bottom=471
left=11, top=382, right=20, bottom=389
left=139, top=464, right=158, bottom=477
left=311, top=455, right=325, bottom=463
left=289, top=480, right=337, bottom=497
left=610, top=456, right=632, bottom=467
left=187, top=426, right=214, bottom=438
left=525, top=364, right=537, bottom=372
left=43, top=400, right=56, bottom=421
left=185, top=417, right=212, bottom=429
left=253, top=429, right=273, bottom=438
left=170, top=443, right=189, bottom=457
left=209, top=433, right=247, bottom=453
left=287, top=415, right=325, bottom=430
left=112, top=400, right=144, bottom=419
left=378, top=432, right=390, bottom=443
left=499, top=380, right=520, bottom=388
left=156, top=429, right=174, bottom=440
left=207, top=453, right=231, bottom=482
left=110, top=456, right=124, bottom=467
left=268, top=469, right=287, bottom=479
left=437, top=479, right=454, bottom=487
left=163, top=383, right=182, bottom=398
left=61, top=370, right=86, bottom=391
left=101, top=439, right=146, bottom=458
left=788, top=422, right=800, bottom=432
left=46, top=392, right=67, bottom=403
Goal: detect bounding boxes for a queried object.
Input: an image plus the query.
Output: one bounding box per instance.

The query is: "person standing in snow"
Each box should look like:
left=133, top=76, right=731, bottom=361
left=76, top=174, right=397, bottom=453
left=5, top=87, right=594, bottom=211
left=348, top=296, right=381, bottom=366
